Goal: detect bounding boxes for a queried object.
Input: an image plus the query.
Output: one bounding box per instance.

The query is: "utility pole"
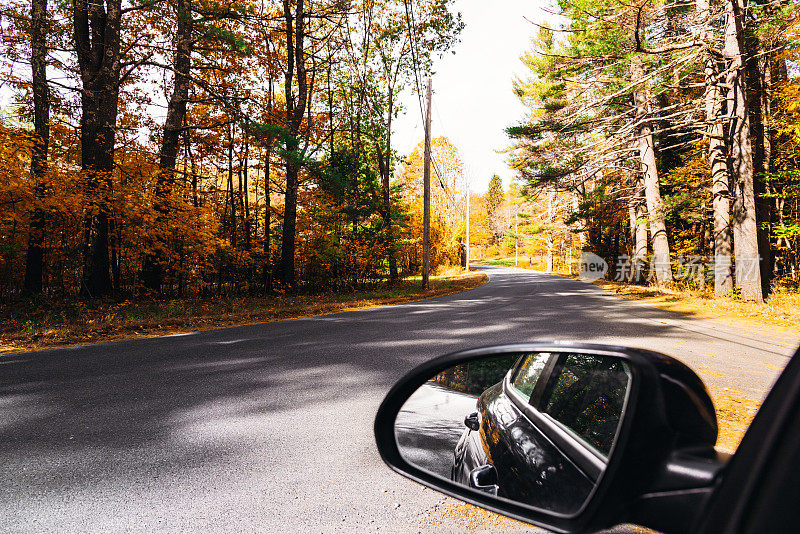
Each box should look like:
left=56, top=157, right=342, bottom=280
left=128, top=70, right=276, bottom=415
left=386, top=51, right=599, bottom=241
left=465, top=169, right=470, bottom=271
left=422, top=78, right=432, bottom=289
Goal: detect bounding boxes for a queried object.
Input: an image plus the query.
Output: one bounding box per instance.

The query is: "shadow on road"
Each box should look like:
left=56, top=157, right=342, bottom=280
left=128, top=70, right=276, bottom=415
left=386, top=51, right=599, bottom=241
left=0, top=267, right=699, bottom=450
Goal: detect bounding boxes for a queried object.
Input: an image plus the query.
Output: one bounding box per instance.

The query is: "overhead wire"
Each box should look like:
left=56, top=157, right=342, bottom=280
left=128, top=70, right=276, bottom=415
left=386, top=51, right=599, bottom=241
left=402, top=0, right=426, bottom=125
left=402, top=0, right=460, bottom=213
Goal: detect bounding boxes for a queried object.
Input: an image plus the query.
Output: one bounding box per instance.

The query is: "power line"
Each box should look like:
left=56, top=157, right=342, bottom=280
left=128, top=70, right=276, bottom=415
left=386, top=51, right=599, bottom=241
left=401, top=1, right=458, bottom=212
left=402, top=0, right=426, bottom=126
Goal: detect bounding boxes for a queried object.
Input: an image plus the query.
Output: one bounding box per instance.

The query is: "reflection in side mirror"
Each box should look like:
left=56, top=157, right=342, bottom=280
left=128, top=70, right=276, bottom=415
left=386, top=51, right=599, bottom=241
left=377, top=343, right=723, bottom=533
left=394, top=351, right=632, bottom=516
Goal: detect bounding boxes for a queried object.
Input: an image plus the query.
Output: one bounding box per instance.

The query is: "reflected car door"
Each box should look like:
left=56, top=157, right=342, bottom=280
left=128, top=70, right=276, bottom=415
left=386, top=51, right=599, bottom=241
left=475, top=352, right=596, bottom=514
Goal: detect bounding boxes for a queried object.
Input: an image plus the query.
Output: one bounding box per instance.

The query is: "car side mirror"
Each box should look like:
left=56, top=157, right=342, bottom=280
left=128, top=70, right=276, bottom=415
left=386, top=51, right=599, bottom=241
left=374, top=343, right=727, bottom=534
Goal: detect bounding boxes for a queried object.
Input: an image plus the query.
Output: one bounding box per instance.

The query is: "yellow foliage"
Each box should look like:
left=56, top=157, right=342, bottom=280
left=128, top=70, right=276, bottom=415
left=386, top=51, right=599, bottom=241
left=397, top=136, right=467, bottom=272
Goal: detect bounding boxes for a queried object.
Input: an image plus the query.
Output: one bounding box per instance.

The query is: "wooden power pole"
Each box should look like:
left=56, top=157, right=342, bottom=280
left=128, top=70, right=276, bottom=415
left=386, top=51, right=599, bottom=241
left=422, top=78, right=431, bottom=289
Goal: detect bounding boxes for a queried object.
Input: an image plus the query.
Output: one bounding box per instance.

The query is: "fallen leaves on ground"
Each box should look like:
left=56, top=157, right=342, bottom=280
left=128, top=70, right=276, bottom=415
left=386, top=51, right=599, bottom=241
left=422, top=501, right=656, bottom=533
left=711, top=388, right=762, bottom=454
left=421, top=502, right=529, bottom=532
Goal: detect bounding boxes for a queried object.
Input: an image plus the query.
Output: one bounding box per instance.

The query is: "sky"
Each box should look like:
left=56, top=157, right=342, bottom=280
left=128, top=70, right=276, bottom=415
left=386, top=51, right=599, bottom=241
left=392, top=0, right=553, bottom=193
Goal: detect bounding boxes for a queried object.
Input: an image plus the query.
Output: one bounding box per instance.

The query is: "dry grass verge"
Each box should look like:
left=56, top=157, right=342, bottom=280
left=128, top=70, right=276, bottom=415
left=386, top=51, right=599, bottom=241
left=1, top=270, right=487, bottom=355
left=712, top=389, right=761, bottom=454
left=593, top=279, right=800, bottom=335
left=421, top=501, right=531, bottom=532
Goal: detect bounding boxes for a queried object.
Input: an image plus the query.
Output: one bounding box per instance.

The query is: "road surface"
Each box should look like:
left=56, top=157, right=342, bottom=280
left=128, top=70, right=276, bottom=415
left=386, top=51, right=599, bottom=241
left=1, top=266, right=797, bottom=533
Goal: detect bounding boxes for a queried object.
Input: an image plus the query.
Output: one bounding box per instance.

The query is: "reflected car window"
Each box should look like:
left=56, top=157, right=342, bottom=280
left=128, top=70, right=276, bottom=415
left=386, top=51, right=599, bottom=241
left=510, top=353, right=550, bottom=400
left=430, top=355, right=520, bottom=396
left=542, top=354, right=630, bottom=456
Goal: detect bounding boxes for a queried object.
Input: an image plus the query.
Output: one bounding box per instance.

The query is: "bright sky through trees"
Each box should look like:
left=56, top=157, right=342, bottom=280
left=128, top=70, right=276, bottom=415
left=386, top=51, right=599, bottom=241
left=392, top=0, right=552, bottom=193
left=0, top=0, right=550, bottom=193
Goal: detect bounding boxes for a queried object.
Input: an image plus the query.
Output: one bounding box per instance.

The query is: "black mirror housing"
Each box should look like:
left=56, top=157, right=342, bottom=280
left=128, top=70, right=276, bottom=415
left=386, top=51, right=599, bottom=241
left=374, top=342, right=723, bottom=534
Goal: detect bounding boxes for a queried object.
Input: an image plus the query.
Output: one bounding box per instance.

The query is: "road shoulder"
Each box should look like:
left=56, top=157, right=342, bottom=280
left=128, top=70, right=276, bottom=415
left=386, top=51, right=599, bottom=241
left=1, top=270, right=487, bottom=355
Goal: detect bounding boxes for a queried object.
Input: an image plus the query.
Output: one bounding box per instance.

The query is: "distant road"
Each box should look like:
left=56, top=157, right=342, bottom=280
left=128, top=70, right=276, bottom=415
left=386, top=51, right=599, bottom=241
left=1, top=266, right=796, bottom=533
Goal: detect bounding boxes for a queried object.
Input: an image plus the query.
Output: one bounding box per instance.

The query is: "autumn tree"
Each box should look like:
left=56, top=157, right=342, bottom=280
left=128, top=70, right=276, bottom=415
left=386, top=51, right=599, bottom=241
left=71, top=0, right=125, bottom=296
left=0, top=0, right=463, bottom=300
left=508, top=0, right=799, bottom=298
left=22, top=0, right=50, bottom=295
left=485, top=174, right=505, bottom=245
left=141, top=0, right=195, bottom=292
left=335, top=0, right=463, bottom=284
left=398, top=136, right=465, bottom=272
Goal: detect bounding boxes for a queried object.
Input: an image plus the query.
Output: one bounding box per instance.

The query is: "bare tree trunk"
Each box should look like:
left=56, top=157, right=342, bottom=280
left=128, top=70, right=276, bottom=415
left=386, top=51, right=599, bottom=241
left=142, top=0, right=193, bottom=292
left=631, top=55, right=672, bottom=285
left=242, top=138, right=251, bottom=251
left=74, top=0, right=123, bottom=297
left=188, top=139, right=198, bottom=208
left=263, top=145, right=272, bottom=292
left=725, top=0, right=763, bottom=302
left=629, top=173, right=648, bottom=284
left=23, top=0, right=49, bottom=295
left=573, top=185, right=588, bottom=254
left=698, top=0, right=734, bottom=296
left=109, top=216, right=120, bottom=291
left=749, top=0, right=775, bottom=296
left=228, top=121, right=237, bottom=247
left=158, top=0, right=192, bottom=176
left=546, top=189, right=554, bottom=273
left=263, top=78, right=273, bottom=293
left=278, top=0, right=308, bottom=289
left=380, top=94, right=398, bottom=284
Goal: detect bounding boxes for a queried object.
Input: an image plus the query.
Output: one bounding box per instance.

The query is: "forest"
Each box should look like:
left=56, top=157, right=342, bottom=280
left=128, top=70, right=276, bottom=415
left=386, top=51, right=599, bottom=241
left=506, top=0, right=800, bottom=302
left=0, top=0, right=464, bottom=301
left=2, top=0, right=800, bottom=309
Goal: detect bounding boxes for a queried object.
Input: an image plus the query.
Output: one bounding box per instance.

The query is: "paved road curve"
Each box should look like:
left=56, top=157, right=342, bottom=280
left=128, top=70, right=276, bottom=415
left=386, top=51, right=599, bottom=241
left=1, top=266, right=797, bottom=533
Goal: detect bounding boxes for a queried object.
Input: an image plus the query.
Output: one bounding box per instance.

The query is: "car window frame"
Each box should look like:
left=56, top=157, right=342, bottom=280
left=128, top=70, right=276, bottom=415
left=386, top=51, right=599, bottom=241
left=529, top=353, right=560, bottom=407
left=508, top=352, right=555, bottom=403
left=503, top=355, right=606, bottom=482
left=538, top=353, right=633, bottom=459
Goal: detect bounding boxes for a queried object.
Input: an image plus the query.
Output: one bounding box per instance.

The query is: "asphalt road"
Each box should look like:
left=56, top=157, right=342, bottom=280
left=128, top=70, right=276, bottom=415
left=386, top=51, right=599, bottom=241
left=1, top=266, right=797, bottom=533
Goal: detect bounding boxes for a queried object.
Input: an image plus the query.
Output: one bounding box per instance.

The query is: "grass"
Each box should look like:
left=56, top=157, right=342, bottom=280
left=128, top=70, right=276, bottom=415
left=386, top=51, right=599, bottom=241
left=711, top=389, right=762, bottom=454
left=0, top=269, right=487, bottom=355
left=481, top=258, right=521, bottom=268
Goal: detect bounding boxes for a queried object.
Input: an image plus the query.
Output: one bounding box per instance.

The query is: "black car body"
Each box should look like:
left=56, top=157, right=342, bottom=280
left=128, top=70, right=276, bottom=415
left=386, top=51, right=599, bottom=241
left=451, top=381, right=596, bottom=514
left=450, top=350, right=716, bottom=515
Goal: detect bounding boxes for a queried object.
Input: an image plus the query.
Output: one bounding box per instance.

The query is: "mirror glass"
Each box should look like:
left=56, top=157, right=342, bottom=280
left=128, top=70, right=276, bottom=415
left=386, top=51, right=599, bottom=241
left=394, top=351, right=632, bottom=515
